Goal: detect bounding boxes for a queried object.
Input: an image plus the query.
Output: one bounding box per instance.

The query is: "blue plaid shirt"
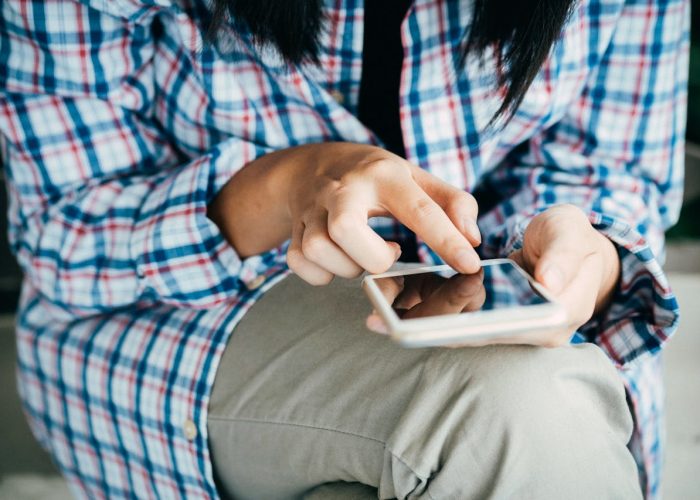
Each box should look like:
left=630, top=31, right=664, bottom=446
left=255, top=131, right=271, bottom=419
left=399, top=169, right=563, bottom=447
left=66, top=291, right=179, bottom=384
left=0, top=0, right=688, bottom=497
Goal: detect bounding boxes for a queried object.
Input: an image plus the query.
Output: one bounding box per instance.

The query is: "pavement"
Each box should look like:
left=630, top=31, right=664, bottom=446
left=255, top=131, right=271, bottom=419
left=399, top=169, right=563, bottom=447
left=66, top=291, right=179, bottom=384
left=0, top=272, right=698, bottom=499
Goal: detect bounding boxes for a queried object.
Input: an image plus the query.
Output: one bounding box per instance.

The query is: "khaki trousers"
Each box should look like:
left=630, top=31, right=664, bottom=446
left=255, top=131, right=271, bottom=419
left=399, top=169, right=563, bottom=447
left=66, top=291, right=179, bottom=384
left=208, top=274, right=642, bottom=499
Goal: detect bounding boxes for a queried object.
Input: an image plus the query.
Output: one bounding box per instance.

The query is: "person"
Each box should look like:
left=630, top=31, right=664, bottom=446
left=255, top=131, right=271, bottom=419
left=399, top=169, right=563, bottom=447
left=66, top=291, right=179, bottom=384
left=0, top=0, right=688, bottom=497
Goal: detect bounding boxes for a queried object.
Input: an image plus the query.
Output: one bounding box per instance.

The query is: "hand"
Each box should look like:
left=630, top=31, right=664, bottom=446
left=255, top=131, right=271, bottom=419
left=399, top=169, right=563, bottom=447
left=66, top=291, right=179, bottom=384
left=508, top=204, right=621, bottom=347
left=285, top=143, right=481, bottom=284
left=209, top=142, right=482, bottom=285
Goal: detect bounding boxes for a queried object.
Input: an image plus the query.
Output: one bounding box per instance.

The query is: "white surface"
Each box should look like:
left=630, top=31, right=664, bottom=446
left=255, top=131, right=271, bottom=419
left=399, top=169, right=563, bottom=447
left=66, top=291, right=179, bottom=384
left=0, top=475, right=72, bottom=500
left=662, top=273, right=700, bottom=499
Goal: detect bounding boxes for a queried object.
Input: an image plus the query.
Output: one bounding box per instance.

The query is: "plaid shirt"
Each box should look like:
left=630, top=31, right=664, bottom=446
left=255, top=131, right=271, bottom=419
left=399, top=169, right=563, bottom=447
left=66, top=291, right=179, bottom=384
left=0, top=0, right=688, bottom=497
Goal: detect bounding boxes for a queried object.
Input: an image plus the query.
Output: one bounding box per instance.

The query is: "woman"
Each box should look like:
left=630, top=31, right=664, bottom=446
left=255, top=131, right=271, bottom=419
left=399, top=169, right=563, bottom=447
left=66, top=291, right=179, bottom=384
left=0, top=0, right=687, bottom=498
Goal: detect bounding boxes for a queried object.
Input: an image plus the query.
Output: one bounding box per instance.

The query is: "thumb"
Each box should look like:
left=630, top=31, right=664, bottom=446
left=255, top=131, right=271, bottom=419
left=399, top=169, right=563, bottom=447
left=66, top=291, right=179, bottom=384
left=534, top=242, right=585, bottom=295
left=525, top=205, right=596, bottom=296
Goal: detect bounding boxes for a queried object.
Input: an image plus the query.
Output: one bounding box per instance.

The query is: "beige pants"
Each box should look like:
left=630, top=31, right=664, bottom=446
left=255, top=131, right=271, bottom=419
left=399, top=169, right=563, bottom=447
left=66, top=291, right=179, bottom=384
left=208, top=275, right=642, bottom=500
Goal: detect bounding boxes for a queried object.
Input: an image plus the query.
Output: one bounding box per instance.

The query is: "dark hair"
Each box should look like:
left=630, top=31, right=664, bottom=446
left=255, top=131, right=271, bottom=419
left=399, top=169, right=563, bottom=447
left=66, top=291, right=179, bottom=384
left=209, top=0, right=577, bottom=124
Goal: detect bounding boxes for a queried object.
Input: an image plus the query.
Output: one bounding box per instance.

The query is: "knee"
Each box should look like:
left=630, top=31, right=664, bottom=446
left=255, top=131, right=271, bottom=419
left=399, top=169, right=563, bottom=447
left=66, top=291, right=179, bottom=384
left=448, top=343, right=633, bottom=445
left=385, top=344, right=641, bottom=498
left=473, top=344, right=628, bottom=424
left=391, top=343, right=633, bottom=450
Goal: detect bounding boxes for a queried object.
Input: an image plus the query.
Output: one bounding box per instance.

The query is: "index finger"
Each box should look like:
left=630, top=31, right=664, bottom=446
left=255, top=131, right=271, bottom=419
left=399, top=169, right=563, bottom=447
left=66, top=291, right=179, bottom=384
left=382, top=180, right=480, bottom=274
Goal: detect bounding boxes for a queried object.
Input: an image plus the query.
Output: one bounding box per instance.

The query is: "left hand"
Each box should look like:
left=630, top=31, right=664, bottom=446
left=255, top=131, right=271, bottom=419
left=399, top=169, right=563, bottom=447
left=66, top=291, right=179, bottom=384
left=508, top=204, right=621, bottom=347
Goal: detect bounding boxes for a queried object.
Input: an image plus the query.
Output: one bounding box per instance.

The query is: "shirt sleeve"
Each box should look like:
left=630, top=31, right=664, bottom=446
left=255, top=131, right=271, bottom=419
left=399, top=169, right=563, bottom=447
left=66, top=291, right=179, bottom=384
left=0, top=0, right=287, bottom=316
left=477, top=0, right=689, bottom=366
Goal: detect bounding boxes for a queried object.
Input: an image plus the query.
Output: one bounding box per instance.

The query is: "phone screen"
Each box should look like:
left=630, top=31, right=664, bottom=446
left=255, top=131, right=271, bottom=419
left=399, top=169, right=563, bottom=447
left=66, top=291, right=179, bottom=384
left=373, top=261, right=548, bottom=320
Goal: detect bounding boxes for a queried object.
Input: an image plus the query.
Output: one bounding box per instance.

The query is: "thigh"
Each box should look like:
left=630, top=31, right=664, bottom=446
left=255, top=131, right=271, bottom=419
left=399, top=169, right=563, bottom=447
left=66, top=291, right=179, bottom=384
left=207, top=274, right=639, bottom=500
left=208, top=273, right=431, bottom=499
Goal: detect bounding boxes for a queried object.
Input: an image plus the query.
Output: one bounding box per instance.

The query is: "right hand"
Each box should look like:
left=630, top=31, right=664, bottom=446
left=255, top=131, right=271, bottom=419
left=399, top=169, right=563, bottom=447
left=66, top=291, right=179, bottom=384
left=284, top=143, right=481, bottom=284
left=208, top=142, right=481, bottom=285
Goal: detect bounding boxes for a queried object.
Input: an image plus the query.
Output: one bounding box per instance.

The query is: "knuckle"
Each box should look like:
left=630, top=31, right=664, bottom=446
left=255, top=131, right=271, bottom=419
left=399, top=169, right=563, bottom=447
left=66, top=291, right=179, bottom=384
left=327, top=212, right=358, bottom=241
left=337, top=267, right=364, bottom=279
left=286, top=248, right=305, bottom=271
left=443, top=197, right=463, bottom=218
left=307, top=272, right=334, bottom=286
left=349, top=268, right=365, bottom=279
left=301, top=234, right=328, bottom=261
left=325, top=181, right=352, bottom=201
left=440, top=235, right=463, bottom=255
left=409, top=197, right=437, bottom=220
left=361, top=157, right=395, bottom=178
left=338, top=262, right=365, bottom=279
left=432, top=179, right=477, bottom=216
left=366, top=256, right=394, bottom=275
left=447, top=192, right=478, bottom=217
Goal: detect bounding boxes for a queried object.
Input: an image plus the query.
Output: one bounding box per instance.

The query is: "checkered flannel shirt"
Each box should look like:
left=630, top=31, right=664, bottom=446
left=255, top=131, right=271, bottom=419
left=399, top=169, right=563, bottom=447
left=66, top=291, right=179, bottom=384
left=0, top=0, right=688, bottom=497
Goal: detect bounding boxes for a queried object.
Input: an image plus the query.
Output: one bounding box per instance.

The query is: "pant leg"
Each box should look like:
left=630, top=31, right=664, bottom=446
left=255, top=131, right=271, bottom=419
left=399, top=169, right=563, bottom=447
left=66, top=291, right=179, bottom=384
left=207, top=274, right=641, bottom=500
left=302, top=482, right=377, bottom=499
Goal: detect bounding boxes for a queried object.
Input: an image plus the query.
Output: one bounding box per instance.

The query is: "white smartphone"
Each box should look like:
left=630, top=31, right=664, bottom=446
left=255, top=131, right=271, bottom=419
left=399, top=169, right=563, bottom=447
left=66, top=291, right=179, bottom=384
left=362, top=258, right=567, bottom=347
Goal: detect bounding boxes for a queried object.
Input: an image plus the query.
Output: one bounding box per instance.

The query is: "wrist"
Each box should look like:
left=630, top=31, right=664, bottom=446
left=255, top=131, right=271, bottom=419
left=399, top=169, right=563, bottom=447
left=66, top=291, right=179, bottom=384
left=207, top=147, right=304, bottom=258
left=594, top=231, right=621, bottom=314
left=271, top=143, right=325, bottom=223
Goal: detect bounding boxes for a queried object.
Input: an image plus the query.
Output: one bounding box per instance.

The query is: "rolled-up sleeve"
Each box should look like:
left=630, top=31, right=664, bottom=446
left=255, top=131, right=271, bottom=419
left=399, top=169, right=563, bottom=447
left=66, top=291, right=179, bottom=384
left=0, top=0, right=286, bottom=316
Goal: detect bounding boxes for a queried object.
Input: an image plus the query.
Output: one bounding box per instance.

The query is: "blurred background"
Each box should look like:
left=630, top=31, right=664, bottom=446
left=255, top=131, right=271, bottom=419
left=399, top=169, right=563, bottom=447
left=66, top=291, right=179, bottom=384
left=1, top=5, right=699, bottom=499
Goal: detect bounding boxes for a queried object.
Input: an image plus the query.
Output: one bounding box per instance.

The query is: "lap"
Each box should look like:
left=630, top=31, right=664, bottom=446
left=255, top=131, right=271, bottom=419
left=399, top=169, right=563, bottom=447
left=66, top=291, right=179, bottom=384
left=207, top=274, right=638, bottom=500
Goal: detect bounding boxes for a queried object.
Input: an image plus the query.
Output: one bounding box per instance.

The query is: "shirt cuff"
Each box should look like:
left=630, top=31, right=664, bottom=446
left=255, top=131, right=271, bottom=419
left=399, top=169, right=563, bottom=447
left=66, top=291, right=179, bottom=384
left=579, top=213, right=679, bottom=366
left=499, top=210, right=679, bottom=367
left=130, top=140, right=288, bottom=307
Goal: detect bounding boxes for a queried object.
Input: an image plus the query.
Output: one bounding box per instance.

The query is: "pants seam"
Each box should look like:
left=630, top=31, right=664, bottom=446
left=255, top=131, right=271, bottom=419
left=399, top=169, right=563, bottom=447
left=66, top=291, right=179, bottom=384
left=208, top=415, right=432, bottom=487
left=208, top=415, right=387, bottom=445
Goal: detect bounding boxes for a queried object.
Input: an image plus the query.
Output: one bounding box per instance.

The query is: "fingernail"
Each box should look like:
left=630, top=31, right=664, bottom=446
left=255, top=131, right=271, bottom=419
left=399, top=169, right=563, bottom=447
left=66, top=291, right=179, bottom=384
left=464, top=219, right=481, bottom=244
left=542, top=265, right=565, bottom=294
left=388, top=243, right=402, bottom=263
left=455, top=248, right=477, bottom=273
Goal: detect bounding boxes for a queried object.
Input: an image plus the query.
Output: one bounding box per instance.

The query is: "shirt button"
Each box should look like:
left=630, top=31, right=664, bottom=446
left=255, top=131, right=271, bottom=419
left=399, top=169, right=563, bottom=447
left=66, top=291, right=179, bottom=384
left=330, top=90, right=345, bottom=105
left=246, top=275, right=266, bottom=290
left=183, top=419, right=198, bottom=441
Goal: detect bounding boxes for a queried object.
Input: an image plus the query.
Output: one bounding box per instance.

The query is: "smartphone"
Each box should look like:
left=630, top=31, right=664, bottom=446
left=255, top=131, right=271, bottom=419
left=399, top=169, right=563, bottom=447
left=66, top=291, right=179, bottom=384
left=362, top=259, right=567, bottom=347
